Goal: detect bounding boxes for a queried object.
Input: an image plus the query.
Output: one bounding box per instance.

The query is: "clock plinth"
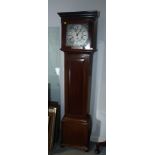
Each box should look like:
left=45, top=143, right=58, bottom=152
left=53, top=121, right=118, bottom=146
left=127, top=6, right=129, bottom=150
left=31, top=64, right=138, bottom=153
left=61, top=115, right=91, bottom=151
left=58, top=11, right=99, bottom=151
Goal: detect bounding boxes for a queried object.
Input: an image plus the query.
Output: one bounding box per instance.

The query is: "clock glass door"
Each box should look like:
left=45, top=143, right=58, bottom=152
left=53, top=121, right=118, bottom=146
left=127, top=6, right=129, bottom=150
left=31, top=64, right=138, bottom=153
left=66, top=24, right=89, bottom=48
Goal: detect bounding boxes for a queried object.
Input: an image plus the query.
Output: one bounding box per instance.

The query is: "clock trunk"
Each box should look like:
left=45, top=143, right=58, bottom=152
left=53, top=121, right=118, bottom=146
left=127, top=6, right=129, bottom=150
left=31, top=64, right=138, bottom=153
left=65, top=53, right=92, bottom=118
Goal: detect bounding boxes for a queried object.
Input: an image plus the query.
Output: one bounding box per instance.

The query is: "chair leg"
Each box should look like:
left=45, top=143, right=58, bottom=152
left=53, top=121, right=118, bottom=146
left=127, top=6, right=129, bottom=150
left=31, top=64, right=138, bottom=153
left=95, top=143, right=101, bottom=154
left=95, top=141, right=106, bottom=154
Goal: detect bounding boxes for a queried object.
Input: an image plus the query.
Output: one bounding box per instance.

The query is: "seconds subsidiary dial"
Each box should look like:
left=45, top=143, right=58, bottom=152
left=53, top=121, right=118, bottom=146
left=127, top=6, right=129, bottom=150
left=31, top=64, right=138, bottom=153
left=66, top=24, right=89, bottom=47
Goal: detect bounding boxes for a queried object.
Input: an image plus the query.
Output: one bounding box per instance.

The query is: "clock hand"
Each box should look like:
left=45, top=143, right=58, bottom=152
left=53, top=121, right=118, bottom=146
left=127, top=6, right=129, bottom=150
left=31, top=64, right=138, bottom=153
left=77, top=29, right=82, bottom=35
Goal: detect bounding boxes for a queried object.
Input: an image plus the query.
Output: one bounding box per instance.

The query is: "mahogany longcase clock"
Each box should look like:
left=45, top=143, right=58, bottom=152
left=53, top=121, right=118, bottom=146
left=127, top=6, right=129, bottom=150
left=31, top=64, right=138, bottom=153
left=58, top=11, right=99, bottom=151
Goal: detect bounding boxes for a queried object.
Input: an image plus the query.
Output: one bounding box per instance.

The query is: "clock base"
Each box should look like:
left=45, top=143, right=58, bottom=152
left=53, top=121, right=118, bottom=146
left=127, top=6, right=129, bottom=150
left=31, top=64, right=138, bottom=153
left=61, top=115, right=91, bottom=151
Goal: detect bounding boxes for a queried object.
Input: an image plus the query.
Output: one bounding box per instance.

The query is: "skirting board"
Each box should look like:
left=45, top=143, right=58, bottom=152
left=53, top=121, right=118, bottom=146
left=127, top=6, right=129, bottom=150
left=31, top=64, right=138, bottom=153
left=90, top=135, right=106, bottom=142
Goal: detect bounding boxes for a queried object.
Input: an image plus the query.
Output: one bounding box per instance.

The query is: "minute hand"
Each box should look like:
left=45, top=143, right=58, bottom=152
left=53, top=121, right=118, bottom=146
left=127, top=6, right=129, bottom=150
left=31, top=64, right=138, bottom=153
left=77, top=29, right=82, bottom=36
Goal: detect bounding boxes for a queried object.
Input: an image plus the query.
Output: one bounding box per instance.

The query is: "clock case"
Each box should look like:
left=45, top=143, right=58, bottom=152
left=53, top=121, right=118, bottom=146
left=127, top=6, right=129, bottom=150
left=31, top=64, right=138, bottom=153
left=58, top=11, right=99, bottom=151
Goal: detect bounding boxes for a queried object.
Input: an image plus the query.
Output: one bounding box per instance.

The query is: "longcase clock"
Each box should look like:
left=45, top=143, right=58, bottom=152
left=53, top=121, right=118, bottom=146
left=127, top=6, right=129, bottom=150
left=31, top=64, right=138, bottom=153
left=58, top=11, right=99, bottom=151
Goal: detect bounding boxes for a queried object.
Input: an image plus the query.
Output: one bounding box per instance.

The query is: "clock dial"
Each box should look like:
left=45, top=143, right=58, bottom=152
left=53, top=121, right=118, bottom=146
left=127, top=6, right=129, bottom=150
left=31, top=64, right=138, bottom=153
left=66, top=24, right=89, bottom=47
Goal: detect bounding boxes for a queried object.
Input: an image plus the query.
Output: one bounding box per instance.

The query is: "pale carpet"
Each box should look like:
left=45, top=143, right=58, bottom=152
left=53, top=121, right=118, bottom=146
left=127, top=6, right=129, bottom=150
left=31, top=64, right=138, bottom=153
left=49, top=142, right=106, bottom=155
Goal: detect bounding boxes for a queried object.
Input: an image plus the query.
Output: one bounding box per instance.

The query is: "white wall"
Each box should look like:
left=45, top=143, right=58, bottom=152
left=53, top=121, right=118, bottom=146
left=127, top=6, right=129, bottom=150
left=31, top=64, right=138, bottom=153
left=48, top=27, right=60, bottom=102
left=48, top=0, right=106, bottom=142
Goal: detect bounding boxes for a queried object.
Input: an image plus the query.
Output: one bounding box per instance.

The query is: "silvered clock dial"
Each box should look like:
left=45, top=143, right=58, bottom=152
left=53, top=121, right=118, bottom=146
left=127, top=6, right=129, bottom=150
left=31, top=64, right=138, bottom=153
left=66, top=24, right=89, bottom=47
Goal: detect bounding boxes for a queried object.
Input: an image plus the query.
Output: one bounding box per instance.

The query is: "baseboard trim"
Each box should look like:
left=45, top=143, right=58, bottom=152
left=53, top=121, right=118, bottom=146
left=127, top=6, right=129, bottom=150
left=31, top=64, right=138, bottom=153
left=90, top=136, right=106, bottom=142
